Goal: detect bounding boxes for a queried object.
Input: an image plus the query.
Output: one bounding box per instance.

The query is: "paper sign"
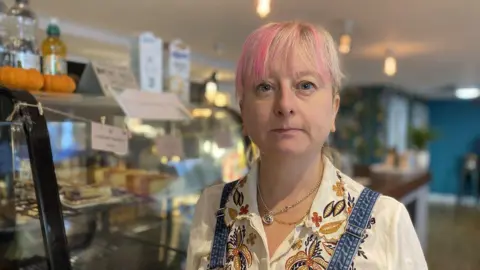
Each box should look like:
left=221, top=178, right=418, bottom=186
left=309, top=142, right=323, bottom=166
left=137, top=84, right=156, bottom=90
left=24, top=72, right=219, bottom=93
left=92, top=62, right=139, bottom=96
left=214, top=129, right=233, bottom=148
left=112, top=89, right=191, bottom=121
left=156, top=135, right=184, bottom=157
left=91, top=122, right=129, bottom=156
left=19, top=159, right=32, bottom=181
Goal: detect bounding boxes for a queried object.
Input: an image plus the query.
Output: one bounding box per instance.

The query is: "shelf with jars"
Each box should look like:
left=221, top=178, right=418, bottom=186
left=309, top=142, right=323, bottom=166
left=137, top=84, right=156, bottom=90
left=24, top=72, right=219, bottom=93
left=0, top=0, right=77, bottom=97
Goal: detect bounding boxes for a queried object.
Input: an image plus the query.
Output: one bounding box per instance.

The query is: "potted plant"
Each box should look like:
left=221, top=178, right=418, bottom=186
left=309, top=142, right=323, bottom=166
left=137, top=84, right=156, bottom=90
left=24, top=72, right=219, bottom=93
left=408, top=127, right=437, bottom=170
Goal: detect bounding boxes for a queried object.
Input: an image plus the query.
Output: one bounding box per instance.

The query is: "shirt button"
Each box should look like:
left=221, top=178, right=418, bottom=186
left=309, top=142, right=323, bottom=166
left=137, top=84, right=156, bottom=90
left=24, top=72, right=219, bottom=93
left=304, top=219, right=313, bottom=228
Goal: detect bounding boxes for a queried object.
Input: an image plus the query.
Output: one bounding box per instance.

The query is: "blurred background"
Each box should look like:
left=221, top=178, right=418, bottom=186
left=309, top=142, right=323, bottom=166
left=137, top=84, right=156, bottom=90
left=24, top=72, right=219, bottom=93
left=0, top=0, right=479, bottom=269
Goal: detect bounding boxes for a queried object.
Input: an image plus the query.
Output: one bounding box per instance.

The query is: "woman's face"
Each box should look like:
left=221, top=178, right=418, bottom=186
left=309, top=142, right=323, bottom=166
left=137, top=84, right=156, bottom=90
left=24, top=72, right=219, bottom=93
left=241, top=58, right=340, bottom=157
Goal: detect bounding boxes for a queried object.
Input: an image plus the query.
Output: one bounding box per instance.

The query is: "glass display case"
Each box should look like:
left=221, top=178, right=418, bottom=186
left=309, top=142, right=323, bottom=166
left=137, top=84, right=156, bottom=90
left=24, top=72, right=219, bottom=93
left=0, top=87, right=248, bottom=270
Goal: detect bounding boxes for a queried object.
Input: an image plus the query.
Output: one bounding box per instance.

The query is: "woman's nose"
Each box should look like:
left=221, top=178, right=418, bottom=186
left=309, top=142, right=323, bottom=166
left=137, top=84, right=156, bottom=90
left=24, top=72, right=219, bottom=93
left=275, top=106, right=294, bottom=116
left=273, top=87, right=296, bottom=117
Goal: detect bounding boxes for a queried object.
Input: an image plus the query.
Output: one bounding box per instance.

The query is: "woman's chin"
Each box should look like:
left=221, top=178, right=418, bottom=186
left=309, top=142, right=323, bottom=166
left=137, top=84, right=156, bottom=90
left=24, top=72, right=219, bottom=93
left=264, top=142, right=309, bottom=156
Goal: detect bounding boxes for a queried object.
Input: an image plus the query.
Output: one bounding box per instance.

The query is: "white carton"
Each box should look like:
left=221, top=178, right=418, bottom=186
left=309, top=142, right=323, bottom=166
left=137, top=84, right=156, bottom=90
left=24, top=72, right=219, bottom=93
left=164, top=39, right=191, bottom=103
left=131, top=32, right=163, bottom=92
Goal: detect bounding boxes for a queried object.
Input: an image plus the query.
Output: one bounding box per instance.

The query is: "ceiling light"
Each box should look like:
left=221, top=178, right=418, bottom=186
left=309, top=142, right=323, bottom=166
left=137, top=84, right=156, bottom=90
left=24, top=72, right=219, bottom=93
left=338, top=20, right=354, bottom=55
left=205, top=72, right=218, bottom=103
left=205, top=81, right=218, bottom=103
left=384, top=50, right=397, bottom=77
left=455, top=87, right=480, bottom=100
left=256, top=0, right=271, bottom=18
left=339, top=34, right=352, bottom=54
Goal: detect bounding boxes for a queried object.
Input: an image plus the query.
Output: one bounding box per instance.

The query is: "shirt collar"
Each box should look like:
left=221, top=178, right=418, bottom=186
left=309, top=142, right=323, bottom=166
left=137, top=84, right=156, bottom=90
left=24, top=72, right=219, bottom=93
left=223, top=163, right=259, bottom=225
left=223, top=157, right=348, bottom=234
left=304, top=158, right=348, bottom=233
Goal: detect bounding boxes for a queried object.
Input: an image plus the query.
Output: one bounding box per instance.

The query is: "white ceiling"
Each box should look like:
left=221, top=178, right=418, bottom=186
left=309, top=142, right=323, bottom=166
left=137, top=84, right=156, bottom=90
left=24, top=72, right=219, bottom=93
left=15, top=0, right=480, bottom=99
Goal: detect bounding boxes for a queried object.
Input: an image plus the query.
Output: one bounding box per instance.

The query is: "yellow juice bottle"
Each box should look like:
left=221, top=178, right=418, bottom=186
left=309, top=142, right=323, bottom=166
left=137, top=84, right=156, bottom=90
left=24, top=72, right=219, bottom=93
left=41, top=18, right=67, bottom=75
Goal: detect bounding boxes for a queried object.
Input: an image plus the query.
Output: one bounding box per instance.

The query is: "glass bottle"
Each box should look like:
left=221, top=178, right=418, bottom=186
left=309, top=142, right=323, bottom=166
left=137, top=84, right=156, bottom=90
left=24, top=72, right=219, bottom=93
left=4, top=0, right=39, bottom=70
left=0, top=0, right=8, bottom=65
left=41, top=18, right=67, bottom=75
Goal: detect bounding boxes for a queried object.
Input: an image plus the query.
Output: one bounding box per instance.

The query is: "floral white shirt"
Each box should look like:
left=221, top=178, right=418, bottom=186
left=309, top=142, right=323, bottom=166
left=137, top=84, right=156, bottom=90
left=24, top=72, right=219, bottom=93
left=186, top=158, right=428, bottom=270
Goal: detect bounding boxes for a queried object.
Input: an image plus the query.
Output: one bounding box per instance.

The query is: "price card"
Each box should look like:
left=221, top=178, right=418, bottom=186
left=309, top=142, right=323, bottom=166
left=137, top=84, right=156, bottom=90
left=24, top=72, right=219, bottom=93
left=112, top=89, right=191, bottom=121
left=92, top=62, right=139, bottom=95
left=77, top=62, right=139, bottom=96
left=214, top=129, right=233, bottom=148
left=155, top=135, right=184, bottom=157
left=19, top=159, right=32, bottom=181
left=91, top=122, right=129, bottom=156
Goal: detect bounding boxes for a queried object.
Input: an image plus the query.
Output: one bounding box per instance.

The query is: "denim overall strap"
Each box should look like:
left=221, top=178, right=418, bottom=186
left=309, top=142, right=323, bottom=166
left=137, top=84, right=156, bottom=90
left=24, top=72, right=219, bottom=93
left=326, top=187, right=380, bottom=270
left=208, top=180, right=238, bottom=269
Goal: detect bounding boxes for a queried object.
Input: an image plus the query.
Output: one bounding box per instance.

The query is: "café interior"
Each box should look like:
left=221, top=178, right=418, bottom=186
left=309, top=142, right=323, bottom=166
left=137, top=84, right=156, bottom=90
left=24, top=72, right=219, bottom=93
left=0, top=0, right=479, bottom=269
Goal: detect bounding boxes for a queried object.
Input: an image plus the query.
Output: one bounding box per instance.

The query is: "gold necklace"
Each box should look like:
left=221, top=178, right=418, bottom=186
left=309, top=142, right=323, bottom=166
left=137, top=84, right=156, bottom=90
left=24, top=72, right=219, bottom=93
left=273, top=208, right=311, bottom=226
left=257, top=178, right=322, bottom=225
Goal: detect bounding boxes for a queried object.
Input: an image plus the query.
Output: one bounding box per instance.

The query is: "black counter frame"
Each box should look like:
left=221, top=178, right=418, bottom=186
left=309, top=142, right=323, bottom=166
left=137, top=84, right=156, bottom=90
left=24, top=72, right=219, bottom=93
left=0, top=87, right=71, bottom=270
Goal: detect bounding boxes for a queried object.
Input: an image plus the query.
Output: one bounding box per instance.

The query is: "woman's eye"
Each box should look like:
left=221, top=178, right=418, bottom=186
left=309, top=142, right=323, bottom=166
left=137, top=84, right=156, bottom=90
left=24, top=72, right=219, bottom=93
left=256, top=83, right=273, bottom=92
left=298, top=81, right=315, bottom=90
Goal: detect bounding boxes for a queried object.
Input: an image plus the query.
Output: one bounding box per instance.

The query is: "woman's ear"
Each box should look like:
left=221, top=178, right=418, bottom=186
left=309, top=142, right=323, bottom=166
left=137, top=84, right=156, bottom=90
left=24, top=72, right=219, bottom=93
left=331, top=94, right=340, bottom=132
left=239, top=100, right=247, bottom=135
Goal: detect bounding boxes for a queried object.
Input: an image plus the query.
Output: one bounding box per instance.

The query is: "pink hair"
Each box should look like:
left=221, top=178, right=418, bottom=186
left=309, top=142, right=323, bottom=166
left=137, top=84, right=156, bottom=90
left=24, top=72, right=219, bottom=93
left=235, top=21, right=343, bottom=102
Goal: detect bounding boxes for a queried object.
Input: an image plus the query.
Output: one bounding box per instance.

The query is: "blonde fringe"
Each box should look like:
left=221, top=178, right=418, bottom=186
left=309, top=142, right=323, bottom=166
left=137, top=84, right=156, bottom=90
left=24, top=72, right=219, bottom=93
left=317, top=27, right=344, bottom=94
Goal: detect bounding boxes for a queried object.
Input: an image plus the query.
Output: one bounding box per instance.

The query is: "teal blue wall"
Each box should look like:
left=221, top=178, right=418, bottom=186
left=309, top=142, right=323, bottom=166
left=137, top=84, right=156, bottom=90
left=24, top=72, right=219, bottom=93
left=428, top=100, right=480, bottom=194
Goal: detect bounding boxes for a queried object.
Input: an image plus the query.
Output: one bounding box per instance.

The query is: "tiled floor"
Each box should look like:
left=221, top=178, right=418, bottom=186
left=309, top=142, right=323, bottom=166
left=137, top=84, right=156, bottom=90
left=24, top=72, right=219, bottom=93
left=426, top=204, right=480, bottom=270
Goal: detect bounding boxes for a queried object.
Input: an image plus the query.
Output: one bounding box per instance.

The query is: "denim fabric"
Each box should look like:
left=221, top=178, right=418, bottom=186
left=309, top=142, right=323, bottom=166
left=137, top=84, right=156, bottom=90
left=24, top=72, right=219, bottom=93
left=208, top=181, right=238, bottom=269
left=326, top=188, right=380, bottom=270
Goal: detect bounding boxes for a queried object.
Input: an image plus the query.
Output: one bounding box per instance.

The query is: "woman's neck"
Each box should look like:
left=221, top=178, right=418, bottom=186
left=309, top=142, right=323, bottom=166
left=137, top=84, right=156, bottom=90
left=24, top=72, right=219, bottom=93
left=257, top=152, right=324, bottom=206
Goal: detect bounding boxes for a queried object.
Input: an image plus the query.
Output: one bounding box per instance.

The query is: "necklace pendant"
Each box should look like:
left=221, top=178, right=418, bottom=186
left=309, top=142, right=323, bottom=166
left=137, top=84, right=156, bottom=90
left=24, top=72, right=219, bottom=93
left=262, top=213, right=274, bottom=225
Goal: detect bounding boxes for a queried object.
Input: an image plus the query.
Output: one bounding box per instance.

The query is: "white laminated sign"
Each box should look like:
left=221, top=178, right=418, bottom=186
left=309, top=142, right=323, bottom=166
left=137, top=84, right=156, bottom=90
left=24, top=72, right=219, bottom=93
left=214, top=129, right=233, bottom=148
left=93, top=62, right=139, bottom=96
left=155, top=135, right=184, bottom=158
left=111, top=89, right=191, bottom=121
left=91, top=122, right=129, bottom=156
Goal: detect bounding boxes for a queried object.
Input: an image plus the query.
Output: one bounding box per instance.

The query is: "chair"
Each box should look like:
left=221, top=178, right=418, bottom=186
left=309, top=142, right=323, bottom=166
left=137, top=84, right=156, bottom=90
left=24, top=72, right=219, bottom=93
left=457, top=153, right=480, bottom=207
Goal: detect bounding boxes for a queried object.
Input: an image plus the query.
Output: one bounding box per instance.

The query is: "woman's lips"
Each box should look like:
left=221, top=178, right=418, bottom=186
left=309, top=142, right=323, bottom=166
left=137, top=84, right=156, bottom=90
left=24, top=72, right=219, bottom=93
left=271, top=128, right=302, bottom=134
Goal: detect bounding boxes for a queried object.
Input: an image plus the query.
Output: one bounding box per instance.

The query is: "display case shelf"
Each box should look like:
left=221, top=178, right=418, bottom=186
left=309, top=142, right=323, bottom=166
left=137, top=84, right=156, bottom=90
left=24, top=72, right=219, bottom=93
left=32, top=92, right=118, bottom=108
left=28, top=91, right=123, bottom=121
left=0, top=88, right=247, bottom=269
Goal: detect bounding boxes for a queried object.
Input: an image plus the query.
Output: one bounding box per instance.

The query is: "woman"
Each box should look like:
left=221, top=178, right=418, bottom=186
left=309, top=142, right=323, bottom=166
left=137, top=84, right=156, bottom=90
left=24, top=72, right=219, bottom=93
left=187, top=21, right=427, bottom=270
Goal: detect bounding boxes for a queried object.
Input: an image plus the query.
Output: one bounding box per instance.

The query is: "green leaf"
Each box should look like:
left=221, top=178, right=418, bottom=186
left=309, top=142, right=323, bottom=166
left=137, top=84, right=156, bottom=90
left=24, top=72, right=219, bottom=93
left=408, top=126, right=438, bottom=150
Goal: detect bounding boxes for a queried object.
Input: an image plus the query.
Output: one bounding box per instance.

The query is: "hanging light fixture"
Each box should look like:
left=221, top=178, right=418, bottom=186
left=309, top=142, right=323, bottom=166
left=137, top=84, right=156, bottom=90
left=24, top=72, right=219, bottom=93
left=338, top=20, right=354, bottom=54
left=205, top=72, right=218, bottom=103
left=384, top=50, right=397, bottom=77
left=256, top=0, right=271, bottom=18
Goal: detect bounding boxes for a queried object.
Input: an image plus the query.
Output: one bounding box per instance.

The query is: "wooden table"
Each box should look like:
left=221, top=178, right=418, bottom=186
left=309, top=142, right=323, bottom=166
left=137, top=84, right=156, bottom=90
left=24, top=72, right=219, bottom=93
left=354, top=166, right=431, bottom=251
left=369, top=172, right=430, bottom=199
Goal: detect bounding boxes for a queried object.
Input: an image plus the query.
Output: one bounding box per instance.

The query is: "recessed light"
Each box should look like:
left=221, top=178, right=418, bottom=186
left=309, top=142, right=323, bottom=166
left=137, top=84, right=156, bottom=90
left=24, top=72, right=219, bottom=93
left=455, top=87, right=480, bottom=100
